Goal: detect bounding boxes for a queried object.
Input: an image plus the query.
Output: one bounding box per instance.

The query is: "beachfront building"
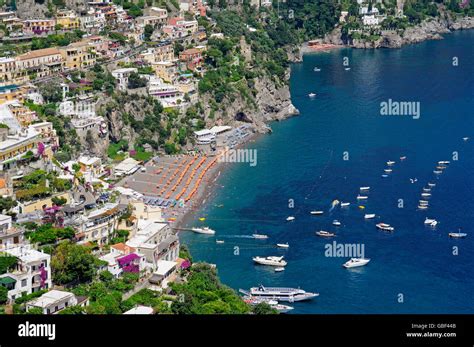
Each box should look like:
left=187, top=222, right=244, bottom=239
left=0, top=246, right=52, bottom=301
left=114, top=157, right=141, bottom=177
left=26, top=290, right=88, bottom=314
left=126, top=220, right=179, bottom=270
left=74, top=203, right=129, bottom=246
left=194, top=129, right=216, bottom=145
left=111, top=68, right=138, bottom=91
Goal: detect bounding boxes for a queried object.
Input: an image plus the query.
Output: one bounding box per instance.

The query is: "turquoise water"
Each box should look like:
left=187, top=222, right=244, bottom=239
left=180, top=31, right=474, bottom=313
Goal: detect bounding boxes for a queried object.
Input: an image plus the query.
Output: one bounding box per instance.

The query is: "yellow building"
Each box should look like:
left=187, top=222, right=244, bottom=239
left=0, top=57, right=27, bottom=87
left=59, top=41, right=96, bottom=70
left=152, top=61, right=177, bottom=83
left=0, top=127, right=39, bottom=166
left=55, top=10, right=80, bottom=30
left=16, top=47, right=65, bottom=79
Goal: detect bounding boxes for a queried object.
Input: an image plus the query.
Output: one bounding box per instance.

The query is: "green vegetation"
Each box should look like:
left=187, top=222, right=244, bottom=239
left=121, top=289, right=172, bottom=313
left=30, top=30, right=84, bottom=50
left=13, top=170, right=72, bottom=202
left=51, top=241, right=104, bottom=285
left=25, top=223, right=75, bottom=245
left=170, top=263, right=251, bottom=314
left=0, top=197, right=17, bottom=213
left=0, top=255, right=17, bottom=275
left=107, top=139, right=128, bottom=161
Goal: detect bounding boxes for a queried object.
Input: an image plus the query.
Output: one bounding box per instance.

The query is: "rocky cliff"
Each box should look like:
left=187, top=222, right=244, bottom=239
left=324, top=15, right=474, bottom=49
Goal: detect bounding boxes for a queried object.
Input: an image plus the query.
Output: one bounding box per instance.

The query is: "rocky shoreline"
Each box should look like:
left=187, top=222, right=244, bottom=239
left=323, top=15, right=474, bottom=49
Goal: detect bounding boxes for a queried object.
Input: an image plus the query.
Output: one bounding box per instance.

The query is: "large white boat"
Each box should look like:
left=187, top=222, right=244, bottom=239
left=240, top=285, right=319, bottom=302
left=343, top=258, right=371, bottom=268
left=253, top=256, right=287, bottom=267
left=191, top=227, right=216, bottom=235
left=376, top=223, right=394, bottom=232
left=364, top=214, right=376, bottom=219
left=449, top=232, right=467, bottom=238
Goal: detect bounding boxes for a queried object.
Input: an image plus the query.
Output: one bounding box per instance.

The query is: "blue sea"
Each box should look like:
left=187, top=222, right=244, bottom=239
left=180, top=30, right=474, bottom=313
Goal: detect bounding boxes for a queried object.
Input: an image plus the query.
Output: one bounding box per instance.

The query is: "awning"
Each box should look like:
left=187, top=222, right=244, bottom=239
left=0, top=276, right=16, bottom=285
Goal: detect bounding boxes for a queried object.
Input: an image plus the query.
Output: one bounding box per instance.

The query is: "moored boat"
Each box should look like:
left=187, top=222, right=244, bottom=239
left=376, top=223, right=394, bottom=232
left=253, top=234, right=269, bottom=239
left=276, top=243, right=289, bottom=248
left=253, top=256, right=287, bottom=267
left=364, top=214, right=376, bottom=219
left=286, top=216, right=295, bottom=221
left=310, top=210, right=324, bottom=215
left=191, top=227, right=216, bottom=235
left=315, top=230, right=336, bottom=237
left=332, top=220, right=341, bottom=226
left=239, top=285, right=319, bottom=302
left=343, top=258, right=371, bottom=268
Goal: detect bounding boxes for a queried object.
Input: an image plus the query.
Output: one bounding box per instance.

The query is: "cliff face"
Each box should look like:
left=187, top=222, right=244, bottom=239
left=324, top=15, right=474, bottom=49
left=202, top=74, right=299, bottom=134
left=14, top=0, right=89, bottom=19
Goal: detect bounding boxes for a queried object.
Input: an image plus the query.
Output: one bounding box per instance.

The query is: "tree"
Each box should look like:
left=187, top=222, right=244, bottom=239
left=144, top=24, right=154, bottom=41
left=51, top=241, right=102, bottom=285
left=253, top=302, right=278, bottom=314
left=127, top=73, right=147, bottom=89
left=0, top=285, right=8, bottom=304
left=0, top=197, right=17, bottom=213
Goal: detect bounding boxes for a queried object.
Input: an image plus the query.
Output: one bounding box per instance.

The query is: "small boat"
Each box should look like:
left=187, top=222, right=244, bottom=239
left=253, top=234, right=269, bottom=239
left=364, top=214, right=376, bottom=219
left=449, top=232, right=467, bottom=238
left=427, top=182, right=436, bottom=187
left=421, top=193, right=432, bottom=197
left=345, top=67, right=351, bottom=71
left=343, top=258, right=370, bottom=268
left=410, top=178, right=418, bottom=183
left=274, top=267, right=285, bottom=272
left=436, top=166, right=447, bottom=170
left=308, top=93, right=317, bottom=98
left=310, top=210, right=324, bottom=215
left=384, top=169, right=393, bottom=173
left=463, top=137, right=469, bottom=141
left=400, top=156, right=407, bottom=160
left=376, top=223, right=394, bottom=232
left=360, top=186, right=370, bottom=191
left=358, top=205, right=365, bottom=209
left=419, top=201, right=429, bottom=206
left=253, top=256, right=287, bottom=267
left=357, top=195, right=368, bottom=200
left=242, top=296, right=293, bottom=313
left=387, top=161, right=395, bottom=166
left=423, top=188, right=431, bottom=192
left=313, top=67, right=321, bottom=72
left=216, top=240, right=225, bottom=244
left=417, top=205, right=429, bottom=210
left=192, top=227, right=216, bottom=235
left=438, top=161, right=450, bottom=165
left=316, top=230, right=336, bottom=237
left=381, top=174, right=389, bottom=178
left=332, top=220, right=341, bottom=226
left=433, top=170, right=443, bottom=174
left=276, top=243, right=289, bottom=248
left=424, top=218, right=438, bottom=226
left=286, top=216, right=295, bottom=221
left=340, top=202, right=350, bottom=207
left=199, top=217, right=206, bottom=221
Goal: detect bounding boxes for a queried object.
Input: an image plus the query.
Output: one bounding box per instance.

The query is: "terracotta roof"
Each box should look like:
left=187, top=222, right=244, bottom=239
left=111, top=242, right=135, bottom=253
left=17, top=48, right=61, bottom=60
left=0, top=178, right=6, bottom=189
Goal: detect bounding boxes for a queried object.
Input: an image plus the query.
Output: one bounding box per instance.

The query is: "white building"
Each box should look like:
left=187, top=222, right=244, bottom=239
left=0, top=246, right=52, bottom=301
left=362, top=14, right=380, bottom=26
left=0, top=214, right=24, bottom=250
left=111, top=68, right=138, bottom=91
left=26, top=289, right=88, bottom=314
left=123, top=305, right=154, bottom=314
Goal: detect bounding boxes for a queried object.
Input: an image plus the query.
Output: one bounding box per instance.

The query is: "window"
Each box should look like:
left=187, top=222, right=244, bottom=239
left=21, top=279, right=27, bottom=287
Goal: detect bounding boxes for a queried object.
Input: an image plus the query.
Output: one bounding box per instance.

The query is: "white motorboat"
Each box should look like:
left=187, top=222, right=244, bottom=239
left=343, top=258, right=371, bottom=268
left=438, top=161, right=450, bottom=165
left=424, top=218, right=438, bottom=227
left=332, top=220, right=341, bottom=226
left=381, top=174, right=389, bottom=178
left=314, top=67, right=321, bottom=72
left=410, top=178, right=418, bottom=183
left=308, top=93, right=317, bottom=98
left=340, top=202, right=351, bottom=207
left=286, top=216, right=295, bottom=221
left=384, top=169, right=393, bottom=173
left=357, top=195, right=368, bottom=200
left=428, top=182, right=436, bottom=187
left=360, top=186, right=370, bottom=191
left=315, top=230, right=335, bottom=237
left=345, top=67, right=351, bottom=71
left=239, top=285, right=319, bottom=302
left=191, top=227, right=216, bottom=235
left=387, top=160, right=395, bottom=166
left=419, top=200, right=429, bottom=205
left=417, top=205, right=429, bottom=210
left=276, top=243, right=289, bottom=248
left=310, top=210, right=324, bottom=215
left=463, top=137, right=469, bottom=141
left=253, top=234, right=269, bottom=239
left=400, top=156, right=407, bottom=160
left=216, top=240, right=225, bottom=244
left=253, top=256, right=287, bottom=267
left=364, top=214, right=376, bottom=219
left=423, top=188, right=431, bottom=192
left=274, top=267, right=285, bottom=272
left=376, top=223, right=394, bottom=232
left=433, top=170, right=443, bottom=174
left=449, top=232, right=467, bottom=238
left=421, top=193, right=432, bottom=197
